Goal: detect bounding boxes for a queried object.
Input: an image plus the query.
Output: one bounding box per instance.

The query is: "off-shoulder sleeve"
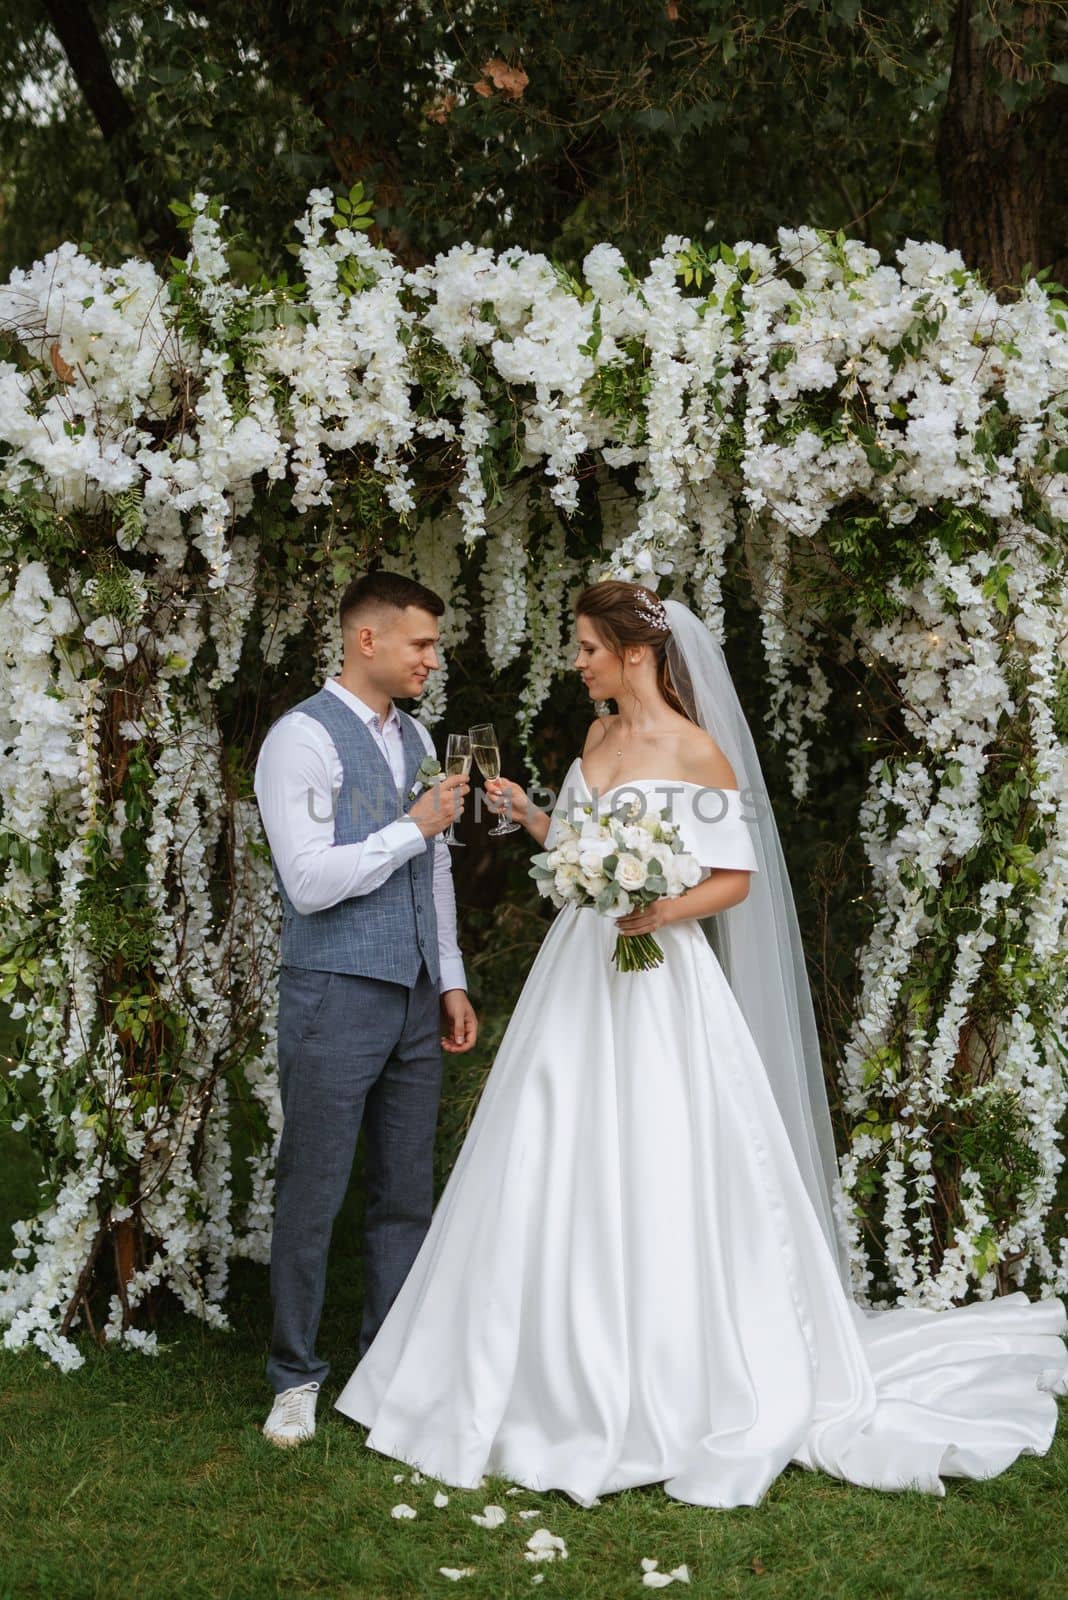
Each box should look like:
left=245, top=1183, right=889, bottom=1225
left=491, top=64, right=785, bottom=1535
left=672, top=788, right=759, bottom=872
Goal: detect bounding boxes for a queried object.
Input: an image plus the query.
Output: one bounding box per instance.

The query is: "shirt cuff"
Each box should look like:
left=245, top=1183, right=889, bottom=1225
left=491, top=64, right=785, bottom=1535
left=438, top=957, right=468, bottom=995
left=380, top=816, right=427, bottom=862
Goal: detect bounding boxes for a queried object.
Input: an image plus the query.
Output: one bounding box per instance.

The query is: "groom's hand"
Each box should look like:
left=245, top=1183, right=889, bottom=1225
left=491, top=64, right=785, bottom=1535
left=440, top=989, right=478, bottom=1054
left=410, top=774, right=470, bottom=838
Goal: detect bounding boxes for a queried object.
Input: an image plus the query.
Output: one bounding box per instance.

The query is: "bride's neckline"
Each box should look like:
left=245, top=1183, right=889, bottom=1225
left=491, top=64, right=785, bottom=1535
left=575, top=757, right=739, bottom=801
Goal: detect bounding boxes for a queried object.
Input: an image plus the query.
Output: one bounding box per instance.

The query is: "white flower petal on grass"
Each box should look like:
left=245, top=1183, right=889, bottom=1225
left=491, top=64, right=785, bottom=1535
left=640, top=1561, right=691, bottom=1588
left=433, top=1490, right=450, bottom=1508
left=524, top=1528, right=569, bottom=1563
left=439, top=1568, right=476, bottom=1581
left=410, top=1470, right=425, bottom=1484
left=392, top=1473, right=406, bottom=1483
left=517, top=1508, right=541, bottom=1520
left=530, top=1577, right=544, bottom=1587
left=505, top=1486, right=525, bottom=1495
left=390, top=1503, right=417, bottom=1520
left=470, top=1504, right=507, bottom=1529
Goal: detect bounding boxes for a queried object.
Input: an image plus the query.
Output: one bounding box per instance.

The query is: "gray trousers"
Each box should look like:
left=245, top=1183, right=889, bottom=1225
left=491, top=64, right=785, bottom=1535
left=267, top=961, right=443, bottom=1394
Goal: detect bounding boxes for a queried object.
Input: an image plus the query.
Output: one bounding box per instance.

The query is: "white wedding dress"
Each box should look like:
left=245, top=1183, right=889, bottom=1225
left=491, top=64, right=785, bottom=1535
left=336, top=760, right=1068, bottom=1507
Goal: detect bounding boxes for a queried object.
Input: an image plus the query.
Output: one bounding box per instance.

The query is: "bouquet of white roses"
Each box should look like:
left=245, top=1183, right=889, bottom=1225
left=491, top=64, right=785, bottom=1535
left=529, top=800, right=702, bottom=972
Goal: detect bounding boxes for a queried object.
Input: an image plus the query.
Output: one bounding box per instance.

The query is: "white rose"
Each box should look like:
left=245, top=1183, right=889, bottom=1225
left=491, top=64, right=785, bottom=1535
left=578, top=843, right=611, bottom=875
left=554, top=864, right=581, bottom=896
left=614, top=854, right=648, bottom=892
left=677, top=855, right=702, bottom=888
left=660, top=856, right=683, bottom=895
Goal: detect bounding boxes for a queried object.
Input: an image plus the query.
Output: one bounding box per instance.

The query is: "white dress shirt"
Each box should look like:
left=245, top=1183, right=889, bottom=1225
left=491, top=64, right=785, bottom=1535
left=254, top=678, right=466, bottom=993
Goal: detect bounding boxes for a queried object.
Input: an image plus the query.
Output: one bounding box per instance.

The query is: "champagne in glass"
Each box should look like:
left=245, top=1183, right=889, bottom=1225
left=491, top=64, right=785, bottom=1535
left=442, top=733, right=471, bottom=847
left=469, top=723, right=520, bottom=836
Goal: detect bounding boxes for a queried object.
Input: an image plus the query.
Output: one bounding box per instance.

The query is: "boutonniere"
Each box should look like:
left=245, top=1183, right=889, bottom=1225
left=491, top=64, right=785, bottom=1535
left=406, top=754, right=443, bottom=804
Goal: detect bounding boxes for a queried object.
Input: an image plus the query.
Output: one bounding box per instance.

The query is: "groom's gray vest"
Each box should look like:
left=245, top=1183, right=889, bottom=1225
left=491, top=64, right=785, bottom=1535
left=272, top=689, right=439, bottom=987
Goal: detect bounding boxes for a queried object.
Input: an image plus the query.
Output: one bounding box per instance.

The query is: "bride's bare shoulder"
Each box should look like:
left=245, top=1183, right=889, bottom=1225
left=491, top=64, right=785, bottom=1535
left=582, top=715, right=616, bottom=756
left=676, top=722, right=738, bottom=790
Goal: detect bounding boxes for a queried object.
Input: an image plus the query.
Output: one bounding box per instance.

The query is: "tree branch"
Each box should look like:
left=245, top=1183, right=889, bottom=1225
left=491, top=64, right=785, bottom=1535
left=43, top=0, right=183, bottom=258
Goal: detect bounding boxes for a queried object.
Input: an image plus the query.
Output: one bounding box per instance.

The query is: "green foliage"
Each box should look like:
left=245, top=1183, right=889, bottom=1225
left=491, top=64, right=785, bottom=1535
left=0, top=489, right=82, bottom=566
left=953, top=1088, right=1043, bottom=1210
left=586, top=341, right=651, bottom=435
left=0, top=2, right=981, bottom=277
left=87, top=550, right=146, bottom=624
left=331, top=181, right=375, bottom=234
left=75, top=880, right=157, bottom=965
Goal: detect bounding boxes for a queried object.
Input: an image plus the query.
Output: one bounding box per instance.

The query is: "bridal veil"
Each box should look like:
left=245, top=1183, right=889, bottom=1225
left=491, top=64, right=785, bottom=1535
left=664, top=598, right=852, bottom=1290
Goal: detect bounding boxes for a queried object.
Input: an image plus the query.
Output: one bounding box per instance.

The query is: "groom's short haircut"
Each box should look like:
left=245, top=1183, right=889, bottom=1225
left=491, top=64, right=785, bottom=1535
left=339, top=572, right=445, bottom=631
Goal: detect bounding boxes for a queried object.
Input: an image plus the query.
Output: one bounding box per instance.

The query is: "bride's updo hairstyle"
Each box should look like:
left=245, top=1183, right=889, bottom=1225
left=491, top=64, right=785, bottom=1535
left=574, top=580, right=691, bottom=721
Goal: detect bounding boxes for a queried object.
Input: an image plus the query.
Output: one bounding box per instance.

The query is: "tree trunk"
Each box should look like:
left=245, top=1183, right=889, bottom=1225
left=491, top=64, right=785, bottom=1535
left=43, top=0, right=183, bottom=259
left=253, top=2, right=423, bottom=265
left=937, top=1, right=1051, bottom=290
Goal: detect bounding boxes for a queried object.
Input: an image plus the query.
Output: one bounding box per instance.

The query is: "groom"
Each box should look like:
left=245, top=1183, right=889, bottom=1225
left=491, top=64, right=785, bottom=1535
left=253, top=570, right=477, bottom=1447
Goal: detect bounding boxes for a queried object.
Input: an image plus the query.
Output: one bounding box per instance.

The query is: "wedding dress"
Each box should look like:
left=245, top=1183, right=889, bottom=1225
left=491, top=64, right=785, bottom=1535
left=336, top=600, right=1067, bottom=1507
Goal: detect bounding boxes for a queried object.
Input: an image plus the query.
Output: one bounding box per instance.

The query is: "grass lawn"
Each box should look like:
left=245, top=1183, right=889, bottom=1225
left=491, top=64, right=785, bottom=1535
left=2, top=1122, right=1067, bottom=1600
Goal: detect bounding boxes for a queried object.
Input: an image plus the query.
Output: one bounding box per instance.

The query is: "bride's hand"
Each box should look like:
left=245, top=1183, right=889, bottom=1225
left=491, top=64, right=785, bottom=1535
left=616, top=898, right=676, bottom=935
left=483, top=777, right=529, bottom=825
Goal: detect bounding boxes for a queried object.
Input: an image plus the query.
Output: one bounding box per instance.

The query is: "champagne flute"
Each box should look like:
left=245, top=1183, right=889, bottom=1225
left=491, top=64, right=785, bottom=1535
left=470, top=723, right=520, bottom=836
left=442, top=733, right=472, bottom=847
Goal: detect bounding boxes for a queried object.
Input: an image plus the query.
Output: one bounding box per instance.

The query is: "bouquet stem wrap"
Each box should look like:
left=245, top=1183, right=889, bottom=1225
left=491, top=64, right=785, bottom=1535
left=613, top=930, right=665, bottom=972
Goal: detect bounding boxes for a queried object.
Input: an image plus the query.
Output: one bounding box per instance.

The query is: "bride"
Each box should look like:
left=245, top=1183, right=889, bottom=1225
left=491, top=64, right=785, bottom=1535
left=335, top=579, right=1067, bottom=1507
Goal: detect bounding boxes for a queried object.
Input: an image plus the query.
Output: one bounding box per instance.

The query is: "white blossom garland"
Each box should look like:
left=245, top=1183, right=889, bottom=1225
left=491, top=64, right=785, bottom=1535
left=0, top=197, right=1065, bottom=1363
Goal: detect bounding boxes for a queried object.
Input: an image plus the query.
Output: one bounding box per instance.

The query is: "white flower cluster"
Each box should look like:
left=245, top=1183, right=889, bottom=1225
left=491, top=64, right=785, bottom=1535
left=0, top=198, right=1065, bottom=1360
left=517, top=516, right=582, bottom=766
left=839, top=539, right=1068, bottom=1308
left=479, top=487, right=530, bottom=669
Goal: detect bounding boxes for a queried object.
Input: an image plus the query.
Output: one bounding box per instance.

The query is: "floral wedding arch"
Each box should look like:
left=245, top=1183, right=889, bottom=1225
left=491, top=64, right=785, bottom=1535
left=0, top=192, right=1065, bottom=1369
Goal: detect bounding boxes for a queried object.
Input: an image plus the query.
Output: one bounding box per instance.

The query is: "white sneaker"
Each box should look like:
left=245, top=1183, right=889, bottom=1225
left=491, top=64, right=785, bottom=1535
left=263, top=1381, right=320, bottom=1447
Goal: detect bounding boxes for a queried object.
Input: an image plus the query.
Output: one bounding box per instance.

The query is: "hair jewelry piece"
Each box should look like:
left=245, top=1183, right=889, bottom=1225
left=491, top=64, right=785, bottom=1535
left=634, top=590, right=670, bottom=632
